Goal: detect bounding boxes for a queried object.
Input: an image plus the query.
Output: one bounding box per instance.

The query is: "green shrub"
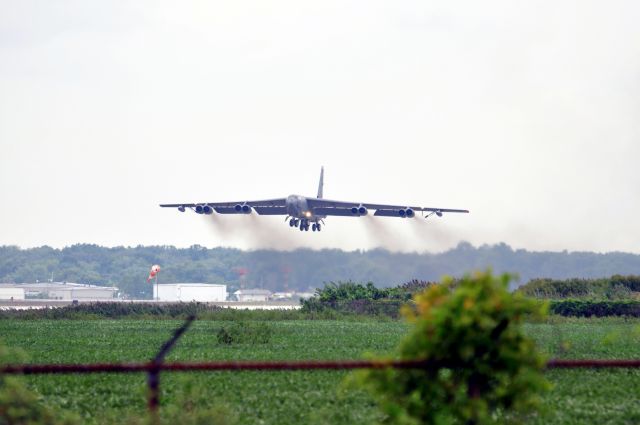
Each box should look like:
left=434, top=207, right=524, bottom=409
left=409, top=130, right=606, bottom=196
left=550, top=300, right=640, bottom=317
left=310, top=280, right=441, bottom=304
left=351, top=271, right=549, bottom=425
left=302, top=298, right=406, bottom=318
left=518, top=275, right=640, bottom=300
left=216, top=322, right=274, bottom=345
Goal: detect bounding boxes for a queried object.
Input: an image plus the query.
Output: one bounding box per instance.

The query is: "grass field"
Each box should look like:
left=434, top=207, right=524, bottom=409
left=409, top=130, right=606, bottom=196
left=2, top=318, right=640, bottom=424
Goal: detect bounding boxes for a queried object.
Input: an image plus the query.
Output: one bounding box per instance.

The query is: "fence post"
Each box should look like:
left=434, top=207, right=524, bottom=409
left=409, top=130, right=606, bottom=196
left=147, top=315, right=196, bottom=423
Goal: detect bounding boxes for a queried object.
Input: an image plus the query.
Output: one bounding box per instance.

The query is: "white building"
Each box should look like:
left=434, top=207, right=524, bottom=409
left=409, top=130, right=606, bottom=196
left=153, top=283, right=227, bottom=302
left=0, top=287, right=25, bottom=300
left=234, top=289, right=272, bottom=302
left=0, top=282, right=117, bottom=300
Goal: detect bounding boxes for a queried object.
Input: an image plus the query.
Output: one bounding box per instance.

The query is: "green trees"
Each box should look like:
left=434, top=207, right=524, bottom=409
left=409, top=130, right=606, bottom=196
left=2, top=243, right=640, bottom=298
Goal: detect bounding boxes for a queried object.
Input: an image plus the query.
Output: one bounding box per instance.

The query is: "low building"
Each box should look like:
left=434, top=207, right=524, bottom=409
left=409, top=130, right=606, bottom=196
left=0, top=287, right=25, bottom=300
left=271, top=292, right=294, bottom=300
left=153, top=283, right=227, bottom=302
left=234, top=289, right=272, bottom=302
left=0, top=282, right=117, bottom=300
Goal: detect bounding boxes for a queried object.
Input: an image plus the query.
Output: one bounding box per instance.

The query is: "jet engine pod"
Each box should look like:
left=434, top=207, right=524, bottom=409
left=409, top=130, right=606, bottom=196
left=436, top=210, right=443, bottom=217
left=398, top=209, right=406, bottom=218
left=405, top=208, right=415, bottom=218
left=234, top=203, right=251, bottom=214
left=195, top=205, right=205, bottom=214
left=177, top=205, right=186, bottom=212
left=203, top=205, right=213, bottom=215
left=351, top=205, right=368, bottom=216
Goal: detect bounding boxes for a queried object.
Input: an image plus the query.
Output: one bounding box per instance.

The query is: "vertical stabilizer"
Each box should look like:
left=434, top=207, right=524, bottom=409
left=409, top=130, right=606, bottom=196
left=317, top=166, right=324, bottom=198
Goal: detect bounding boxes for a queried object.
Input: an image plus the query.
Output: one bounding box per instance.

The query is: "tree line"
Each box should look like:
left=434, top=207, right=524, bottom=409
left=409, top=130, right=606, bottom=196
left=1, top=242, right=639, bottom=298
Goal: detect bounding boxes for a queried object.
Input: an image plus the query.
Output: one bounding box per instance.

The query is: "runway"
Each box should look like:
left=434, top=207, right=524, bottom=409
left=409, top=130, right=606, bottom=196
left=0, top=299, right=301, bottom=310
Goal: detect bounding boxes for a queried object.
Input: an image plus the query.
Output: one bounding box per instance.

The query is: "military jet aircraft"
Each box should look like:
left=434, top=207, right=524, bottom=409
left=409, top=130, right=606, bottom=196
left=160, top=167, right=469, bottom=232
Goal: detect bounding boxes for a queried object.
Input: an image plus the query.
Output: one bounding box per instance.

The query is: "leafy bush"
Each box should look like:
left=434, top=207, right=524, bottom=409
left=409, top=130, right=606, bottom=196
left=216, top=322, right=274, bottom=345
left=351, top=271, right=549, bottom=425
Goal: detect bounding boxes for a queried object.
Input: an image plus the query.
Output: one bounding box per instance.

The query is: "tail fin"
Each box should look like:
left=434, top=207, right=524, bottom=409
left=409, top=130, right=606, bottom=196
left=317, top=166, right=324, bottom=198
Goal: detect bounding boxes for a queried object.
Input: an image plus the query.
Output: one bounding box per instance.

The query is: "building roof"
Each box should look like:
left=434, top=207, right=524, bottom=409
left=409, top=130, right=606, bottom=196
left=234, top=289, right=272, bottom=296
left=0, top=282, right=118, bottom=291
left=156, top=283, right=226, bottom=287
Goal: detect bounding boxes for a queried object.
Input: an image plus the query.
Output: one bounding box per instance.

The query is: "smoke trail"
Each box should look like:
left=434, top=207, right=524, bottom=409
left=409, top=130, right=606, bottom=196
left=360, top=215, right=407, bottom=252
left=407, top=216, right=457, bottom=253
left=360, top=215, right=458, bottom=253
left=202, top=212, right=305, bottom=250
left=202, top=211, right=458, bottom=252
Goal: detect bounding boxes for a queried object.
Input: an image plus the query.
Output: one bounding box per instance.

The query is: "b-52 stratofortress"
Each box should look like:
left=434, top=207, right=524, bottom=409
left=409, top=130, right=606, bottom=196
left=160, top=167, right=469, bottom=232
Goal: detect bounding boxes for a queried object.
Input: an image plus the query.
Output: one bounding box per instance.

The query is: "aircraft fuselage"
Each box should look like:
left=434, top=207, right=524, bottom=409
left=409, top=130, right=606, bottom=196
left=286, top=195, right=324, bottom=231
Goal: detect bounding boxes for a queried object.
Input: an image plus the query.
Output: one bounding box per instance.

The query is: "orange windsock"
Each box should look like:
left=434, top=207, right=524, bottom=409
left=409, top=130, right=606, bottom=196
left=147, top=265, right=161, bottom=282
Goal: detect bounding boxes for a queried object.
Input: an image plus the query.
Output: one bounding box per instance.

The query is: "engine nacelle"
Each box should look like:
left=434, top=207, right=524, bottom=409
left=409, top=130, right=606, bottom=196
left=436, top=210, right=443, bottom=217
left=177, top=205, right=186, bottom=212
left=234, top=204, right=251, bottom=214
left=203, top=205, right=213, bottom=215
left=398, top=208, right=415, bottom=218
left=351, top=205, right=368, bottom=216
left=195, top=205, right=205, bottom=214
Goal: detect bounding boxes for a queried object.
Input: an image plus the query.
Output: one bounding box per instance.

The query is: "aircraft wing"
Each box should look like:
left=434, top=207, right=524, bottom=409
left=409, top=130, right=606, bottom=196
left=160, top=198, right=287, bottom=215
left=307, top=198, right=469, bottom=217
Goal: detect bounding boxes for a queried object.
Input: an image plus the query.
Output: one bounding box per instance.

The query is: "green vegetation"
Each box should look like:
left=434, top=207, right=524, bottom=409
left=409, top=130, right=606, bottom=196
left=3, top=243, right=640, bottom=297
left=550, top=300, right=640, bottom=317
left=0, top=320, right=406, bottom=425
left=216, top=322, right=274, bottom=345
left=311, top=280, right=438, bottom=302
left=1, top=318, right=640, bottom=424
left=353, top=272, right=548, bottom=424
left=518, top=275, right=640, bottom=300
left=0, top=342, right=79, bottom=425
left=0, top=302, right=302, bottom=320
left=300, top=280, right=438, bottom=318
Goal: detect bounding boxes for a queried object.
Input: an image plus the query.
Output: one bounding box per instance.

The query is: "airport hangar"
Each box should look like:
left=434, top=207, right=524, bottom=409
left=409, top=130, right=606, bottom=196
left=0, top=282, right=118, bottom=300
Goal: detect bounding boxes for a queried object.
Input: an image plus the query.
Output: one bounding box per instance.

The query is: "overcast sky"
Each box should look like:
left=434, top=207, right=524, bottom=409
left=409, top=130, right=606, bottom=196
left=1, top=1, right=639, bottom=253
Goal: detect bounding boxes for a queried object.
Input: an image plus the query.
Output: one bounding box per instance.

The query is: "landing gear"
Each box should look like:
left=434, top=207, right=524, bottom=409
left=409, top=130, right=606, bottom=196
left=290, top=218, right=320, bottom=232
left=299, top=220, right=310, bottom=231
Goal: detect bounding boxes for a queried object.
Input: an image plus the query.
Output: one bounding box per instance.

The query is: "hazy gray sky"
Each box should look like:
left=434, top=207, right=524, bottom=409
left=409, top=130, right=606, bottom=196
left=1, top=1, right=639, bottom=253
